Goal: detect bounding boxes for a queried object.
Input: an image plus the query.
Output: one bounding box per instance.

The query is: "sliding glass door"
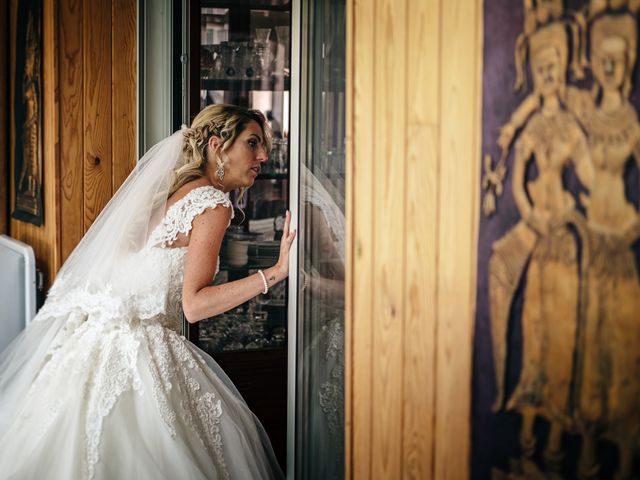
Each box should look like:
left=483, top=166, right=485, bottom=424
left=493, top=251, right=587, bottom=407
left=295, top=1, right=346, bottom=478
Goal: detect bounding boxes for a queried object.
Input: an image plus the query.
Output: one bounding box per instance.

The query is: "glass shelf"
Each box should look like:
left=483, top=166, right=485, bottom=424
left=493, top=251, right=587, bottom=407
left=257, top=172, right=288, bottom=180
left=202, top=0, right=290, bottom=11
left=200, top=77, right=290, bottom=92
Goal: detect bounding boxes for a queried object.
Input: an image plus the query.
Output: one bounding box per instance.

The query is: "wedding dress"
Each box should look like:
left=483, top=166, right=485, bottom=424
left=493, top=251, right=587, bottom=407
left=0, top=131, right=283, bottom=480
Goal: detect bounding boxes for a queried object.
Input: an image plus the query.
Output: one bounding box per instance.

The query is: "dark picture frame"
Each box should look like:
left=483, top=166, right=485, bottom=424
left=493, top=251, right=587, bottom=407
left=11, top=0, right=43, bottom=226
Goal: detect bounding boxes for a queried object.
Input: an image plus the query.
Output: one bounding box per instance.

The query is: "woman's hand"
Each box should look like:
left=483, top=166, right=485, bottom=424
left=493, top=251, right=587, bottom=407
left=275, top=210, right=296, bottom=277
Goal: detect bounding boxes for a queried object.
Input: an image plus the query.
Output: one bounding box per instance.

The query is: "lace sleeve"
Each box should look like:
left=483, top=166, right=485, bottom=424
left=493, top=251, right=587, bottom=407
left=149, top=186, right=234, bottom=248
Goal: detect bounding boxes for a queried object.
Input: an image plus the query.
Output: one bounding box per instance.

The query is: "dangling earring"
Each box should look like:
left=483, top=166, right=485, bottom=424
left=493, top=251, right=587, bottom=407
left=215, top=161, right=225, bottom=181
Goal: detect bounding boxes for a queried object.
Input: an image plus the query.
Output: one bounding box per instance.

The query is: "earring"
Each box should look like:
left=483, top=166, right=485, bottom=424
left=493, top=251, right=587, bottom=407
left=216, top=162, right=225, bottom=181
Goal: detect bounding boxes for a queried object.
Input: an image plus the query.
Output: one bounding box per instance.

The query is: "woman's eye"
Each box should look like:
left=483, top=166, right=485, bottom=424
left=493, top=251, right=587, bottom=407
left=248, top=140, right=258, bottom=149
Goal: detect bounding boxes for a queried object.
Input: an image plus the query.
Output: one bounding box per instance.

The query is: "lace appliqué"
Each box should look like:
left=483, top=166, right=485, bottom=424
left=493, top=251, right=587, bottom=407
left=147, top=185, right=233, bottom=248
left=36, top=246, right=175, bottom=323
left=319, top=319, right=345, bottom=438
left=144, top=325, right=230, bottom=479
left=23, top=187, right=233, bottom=479
left=84, top=326, right=142, bottom=480
left=17, top=318, right=143, bottom=480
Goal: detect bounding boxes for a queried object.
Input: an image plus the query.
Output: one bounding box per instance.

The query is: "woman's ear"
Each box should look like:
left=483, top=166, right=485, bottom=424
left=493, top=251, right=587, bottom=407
left=208, top=135, right=220, bottom=151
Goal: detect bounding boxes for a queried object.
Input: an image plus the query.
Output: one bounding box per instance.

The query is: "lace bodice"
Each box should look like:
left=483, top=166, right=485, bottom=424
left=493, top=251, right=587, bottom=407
left=37, top=186, right=233, bottom=331
left=145, top=185, right=233, bottom=329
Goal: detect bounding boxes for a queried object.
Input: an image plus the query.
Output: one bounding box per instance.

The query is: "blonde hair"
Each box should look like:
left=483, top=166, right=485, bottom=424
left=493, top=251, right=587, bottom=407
left=170, top=104, right=272, bottom=197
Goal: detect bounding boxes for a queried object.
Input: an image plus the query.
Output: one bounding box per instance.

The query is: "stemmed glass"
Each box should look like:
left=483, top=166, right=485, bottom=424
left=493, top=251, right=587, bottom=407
left=275, top=26, right=290, bottom=77
left=254, top=28, right=272, bottom=79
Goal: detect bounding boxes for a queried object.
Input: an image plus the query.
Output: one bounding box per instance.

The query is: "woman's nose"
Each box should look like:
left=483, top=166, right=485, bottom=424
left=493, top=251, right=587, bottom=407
left=257, top=147, right=269, bottom=162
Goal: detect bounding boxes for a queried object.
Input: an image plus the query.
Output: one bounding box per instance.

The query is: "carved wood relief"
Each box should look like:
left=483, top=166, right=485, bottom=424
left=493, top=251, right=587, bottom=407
left=12, top=0, right=43, bottom=226
left=473, top=1, right=640, bottom=478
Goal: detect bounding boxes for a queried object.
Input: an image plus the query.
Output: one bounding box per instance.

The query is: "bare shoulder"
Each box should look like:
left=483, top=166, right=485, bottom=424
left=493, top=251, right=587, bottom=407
left=192, top=198, right=232, bottom=230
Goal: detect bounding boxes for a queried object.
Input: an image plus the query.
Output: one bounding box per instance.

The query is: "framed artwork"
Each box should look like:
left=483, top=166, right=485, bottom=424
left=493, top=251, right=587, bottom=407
left=11, top=0, right=43, bottom=226
left=473, top=1, right=640, bottom=479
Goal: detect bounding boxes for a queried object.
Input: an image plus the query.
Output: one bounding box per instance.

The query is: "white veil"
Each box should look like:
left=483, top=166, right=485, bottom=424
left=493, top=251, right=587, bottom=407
left=37, top=128, right=188, bottom=322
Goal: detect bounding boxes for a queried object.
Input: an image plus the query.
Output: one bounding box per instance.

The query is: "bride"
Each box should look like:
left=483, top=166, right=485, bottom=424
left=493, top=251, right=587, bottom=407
left=0, top=104, right=294, bottom=479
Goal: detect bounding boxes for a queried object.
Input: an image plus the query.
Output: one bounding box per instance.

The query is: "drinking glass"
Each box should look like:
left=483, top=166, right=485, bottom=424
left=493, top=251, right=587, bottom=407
left=275, top=26, right=290, bottom=77
left=254, top=28, right=272, bottom=78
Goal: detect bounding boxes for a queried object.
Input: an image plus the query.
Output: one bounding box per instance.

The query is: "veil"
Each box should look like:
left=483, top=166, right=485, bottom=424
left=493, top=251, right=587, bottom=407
left=300, top=164, right=345, bottom=265
left=37, top=128, right=188, bottom=322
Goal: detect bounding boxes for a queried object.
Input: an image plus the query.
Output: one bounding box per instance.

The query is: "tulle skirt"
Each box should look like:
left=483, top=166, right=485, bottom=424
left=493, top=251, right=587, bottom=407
left=0, top=311, right=283, bottom=480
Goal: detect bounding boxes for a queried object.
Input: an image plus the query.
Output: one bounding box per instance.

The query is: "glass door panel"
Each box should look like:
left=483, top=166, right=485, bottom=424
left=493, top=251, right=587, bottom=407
left=184, top=0, right=293, bottom=472
left=296, top=1, right=346, bottom=479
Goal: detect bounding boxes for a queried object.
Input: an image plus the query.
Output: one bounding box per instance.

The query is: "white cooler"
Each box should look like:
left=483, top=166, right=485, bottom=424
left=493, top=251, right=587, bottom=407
left=0, top=235, right=36, bottom=352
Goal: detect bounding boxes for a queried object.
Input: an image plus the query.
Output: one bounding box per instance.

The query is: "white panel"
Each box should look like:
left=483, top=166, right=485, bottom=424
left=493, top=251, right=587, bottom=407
left=0, top=235, right=36, bottom=351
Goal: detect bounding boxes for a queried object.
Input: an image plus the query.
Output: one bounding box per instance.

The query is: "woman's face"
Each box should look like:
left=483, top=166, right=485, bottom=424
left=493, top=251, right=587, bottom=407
left=532, top=46, right=563, bottom=96
left=592, top=38, right=627, bottom=93
left=213, top=120, right=269, bottom=189
left=535, top=0, right=562, bottom=24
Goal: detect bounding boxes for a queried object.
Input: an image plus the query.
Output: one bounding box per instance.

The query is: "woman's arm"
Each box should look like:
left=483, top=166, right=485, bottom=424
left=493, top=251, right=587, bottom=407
left=181, top=207, right=296, bottom=323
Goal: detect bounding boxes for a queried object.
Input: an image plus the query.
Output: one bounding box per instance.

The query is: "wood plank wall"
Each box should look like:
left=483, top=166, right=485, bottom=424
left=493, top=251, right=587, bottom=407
left=9, top=0, right=136, bottom=286
left=9, top=0, right=60, bottom=285
left=346, top=0, right=483, bottom=478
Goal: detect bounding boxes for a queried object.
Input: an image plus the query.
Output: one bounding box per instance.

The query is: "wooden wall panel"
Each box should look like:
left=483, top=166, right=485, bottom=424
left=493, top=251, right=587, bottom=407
left=402, top=0, right=440, bottom=478
left=349, top=0, right=375, bottom=477
left=59, top=0, right=84, bottom=263
left=9, top=0, right=60, bottom=284
left=347, top=0, right=483, bottom=478
left=434, top=0, right=481, bottom=478
left=9, top=0, right=136, bottom=285
left=111, top=0, right=137, bottom=193
left=82, top=0, right=112, bottom=229
left=371, top=0, right=407, bottom=478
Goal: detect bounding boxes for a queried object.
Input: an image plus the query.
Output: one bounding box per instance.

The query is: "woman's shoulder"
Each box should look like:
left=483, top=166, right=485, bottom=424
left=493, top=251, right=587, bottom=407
left=167, top=180, right=232, bottom=222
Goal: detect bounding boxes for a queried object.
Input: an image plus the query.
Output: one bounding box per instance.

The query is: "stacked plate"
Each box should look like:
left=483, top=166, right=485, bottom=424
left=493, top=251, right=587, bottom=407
left=248, top=217, right=276, bottom=241
left=248, top=241, right=280, bottom=267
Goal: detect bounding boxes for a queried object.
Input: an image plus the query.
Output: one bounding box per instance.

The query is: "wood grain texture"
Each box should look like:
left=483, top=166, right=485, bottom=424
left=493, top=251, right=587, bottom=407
left=83, top=0, right=112, bottom=230
left=111, top=0, right=136, bottom=193
left=371, top=0, right=407, bottom=478
left=59, top=0, right=84, bottom=263
left=0, top=0, right=8, bottom=234
left=402, top=0, right=440, bottom=478
left=434, top=0, right=481, bottom=478
left=347, top=0, right=483, bottom=478
left=9, top=0, right=136, bottom=284
left=349, top=0, right=375, bottom=478
left=9, top=0, right=60, bottom=286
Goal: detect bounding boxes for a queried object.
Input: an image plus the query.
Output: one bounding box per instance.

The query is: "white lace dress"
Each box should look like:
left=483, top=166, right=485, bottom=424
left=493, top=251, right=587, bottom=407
left=0, top=186, right=283, bottom=480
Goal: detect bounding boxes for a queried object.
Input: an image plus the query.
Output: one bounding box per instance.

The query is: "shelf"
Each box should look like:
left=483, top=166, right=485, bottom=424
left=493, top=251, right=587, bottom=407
left=201, top=0, right=290, bottom=11
left=200, top=77, right=290, bottom=92
left=205, top=345, right=287, bottom=355
left=219, top=261, right=278, bottom=271
left=256, top=172, right=288, bottom=180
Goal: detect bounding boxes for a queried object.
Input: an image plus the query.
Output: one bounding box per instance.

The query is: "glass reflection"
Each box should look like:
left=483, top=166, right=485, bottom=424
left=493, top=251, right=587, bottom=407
left=297, top=0, right=346, bottom=478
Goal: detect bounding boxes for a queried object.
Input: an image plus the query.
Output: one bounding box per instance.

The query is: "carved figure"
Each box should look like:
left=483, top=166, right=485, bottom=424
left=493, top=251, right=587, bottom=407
left=486, top=6, right=640, bottom=479
left=16, top=10, right=41, bottom=217
left=489, top=23, right=594, bottom=472
left=566, top=14, right=640, bottom=480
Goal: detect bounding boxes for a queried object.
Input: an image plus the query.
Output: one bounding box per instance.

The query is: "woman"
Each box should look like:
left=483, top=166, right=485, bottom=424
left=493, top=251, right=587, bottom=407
left=567, top=14, right=640, bottom=479
left=490, top=22, right=593, bottom=468
left=0, top=104, right=294, bottom=479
